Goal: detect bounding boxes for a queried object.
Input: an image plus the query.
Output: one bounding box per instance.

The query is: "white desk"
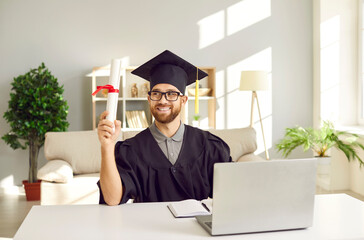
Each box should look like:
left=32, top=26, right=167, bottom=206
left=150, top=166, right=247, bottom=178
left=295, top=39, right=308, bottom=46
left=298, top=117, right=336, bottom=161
left=14, top=194, right=364, bottom=240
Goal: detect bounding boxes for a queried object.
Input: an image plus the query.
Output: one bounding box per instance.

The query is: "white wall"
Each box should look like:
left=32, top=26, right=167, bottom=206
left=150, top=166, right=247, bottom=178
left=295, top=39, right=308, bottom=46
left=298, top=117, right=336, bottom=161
left=0, top=0, right=313, bottom=186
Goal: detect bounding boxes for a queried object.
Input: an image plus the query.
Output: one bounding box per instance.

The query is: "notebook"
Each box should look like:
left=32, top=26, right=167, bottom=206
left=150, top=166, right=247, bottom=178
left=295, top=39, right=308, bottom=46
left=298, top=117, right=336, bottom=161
left=167, top=199, right=212, bottom=218
left=196, top=158, right=317, bottom=236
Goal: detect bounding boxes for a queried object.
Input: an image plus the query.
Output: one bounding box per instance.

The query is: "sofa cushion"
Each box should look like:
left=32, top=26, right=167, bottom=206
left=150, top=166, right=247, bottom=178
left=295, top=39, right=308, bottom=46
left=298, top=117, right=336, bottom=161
left=208, top=127, right=257, bottom=162
left=44, top=131, right=101, bottom=174
left=45, top=130, right=123, bottom=174
left=37, top=160, right=73, bottom=183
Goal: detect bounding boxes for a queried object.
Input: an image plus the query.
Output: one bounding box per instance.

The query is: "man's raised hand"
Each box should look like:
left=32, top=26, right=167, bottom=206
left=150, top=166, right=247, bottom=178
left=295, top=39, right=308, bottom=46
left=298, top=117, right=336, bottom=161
left=97, top=111, right=121, bottom=146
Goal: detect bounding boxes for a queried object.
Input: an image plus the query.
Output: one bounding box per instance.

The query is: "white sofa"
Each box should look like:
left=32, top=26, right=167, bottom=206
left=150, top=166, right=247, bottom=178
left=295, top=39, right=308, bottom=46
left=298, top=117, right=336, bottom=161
left=38, top=127, right=264, bottom=205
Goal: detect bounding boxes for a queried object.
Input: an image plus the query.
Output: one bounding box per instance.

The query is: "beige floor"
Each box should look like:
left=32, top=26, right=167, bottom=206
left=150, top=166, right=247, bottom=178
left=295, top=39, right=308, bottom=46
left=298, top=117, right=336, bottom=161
left=0, top=192, right=39, bottom=239
left=0, top=189, right=364, bottom=239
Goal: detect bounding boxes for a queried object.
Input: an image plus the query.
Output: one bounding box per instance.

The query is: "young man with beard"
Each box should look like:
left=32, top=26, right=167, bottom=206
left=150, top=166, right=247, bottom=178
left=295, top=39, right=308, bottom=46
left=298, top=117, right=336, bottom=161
left=97, top=50, right=232, bottom=206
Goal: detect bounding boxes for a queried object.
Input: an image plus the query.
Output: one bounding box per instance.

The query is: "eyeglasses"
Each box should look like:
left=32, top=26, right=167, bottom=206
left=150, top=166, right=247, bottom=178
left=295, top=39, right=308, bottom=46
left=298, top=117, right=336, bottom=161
left=148, top=90, right=183, bottom=101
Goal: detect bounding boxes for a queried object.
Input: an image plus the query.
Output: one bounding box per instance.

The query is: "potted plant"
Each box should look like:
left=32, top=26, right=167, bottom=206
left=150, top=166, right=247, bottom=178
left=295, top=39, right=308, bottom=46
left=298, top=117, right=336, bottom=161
left=2, top=63, right=69, bottom=201
left=276, top=121, right=364, bottom=167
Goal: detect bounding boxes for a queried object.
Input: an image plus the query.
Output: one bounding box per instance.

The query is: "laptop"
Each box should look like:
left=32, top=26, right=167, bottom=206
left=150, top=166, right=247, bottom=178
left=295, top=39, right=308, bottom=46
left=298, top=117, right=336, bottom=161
left=196, top=158, right=317, bottom=236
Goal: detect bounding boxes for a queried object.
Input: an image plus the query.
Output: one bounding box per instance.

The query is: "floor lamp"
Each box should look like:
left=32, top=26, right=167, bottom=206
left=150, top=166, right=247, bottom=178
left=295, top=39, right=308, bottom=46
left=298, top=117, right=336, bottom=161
left=239, top=71, right=270, bottom=160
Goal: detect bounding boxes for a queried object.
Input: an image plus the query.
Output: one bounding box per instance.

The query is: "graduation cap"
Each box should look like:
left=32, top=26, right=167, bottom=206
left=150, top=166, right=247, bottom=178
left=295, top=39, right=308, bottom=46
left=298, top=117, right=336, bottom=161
left=131, top=50, right=208, bottom=95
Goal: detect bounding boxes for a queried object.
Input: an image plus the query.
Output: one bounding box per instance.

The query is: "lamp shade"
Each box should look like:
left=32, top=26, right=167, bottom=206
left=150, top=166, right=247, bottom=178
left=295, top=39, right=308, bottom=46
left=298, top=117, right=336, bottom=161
left=239, top=71, right=269, bottom=91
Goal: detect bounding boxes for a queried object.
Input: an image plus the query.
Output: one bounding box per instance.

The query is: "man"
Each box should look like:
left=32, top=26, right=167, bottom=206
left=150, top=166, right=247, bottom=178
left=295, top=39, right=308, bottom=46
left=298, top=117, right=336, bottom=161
left=97, top=50, right=231, bottom=206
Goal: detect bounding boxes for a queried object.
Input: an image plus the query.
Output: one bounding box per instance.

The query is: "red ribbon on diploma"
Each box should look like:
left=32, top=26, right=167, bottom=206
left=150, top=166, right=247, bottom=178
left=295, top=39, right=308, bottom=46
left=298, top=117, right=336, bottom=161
left=91, top=84, right=119, bottom=96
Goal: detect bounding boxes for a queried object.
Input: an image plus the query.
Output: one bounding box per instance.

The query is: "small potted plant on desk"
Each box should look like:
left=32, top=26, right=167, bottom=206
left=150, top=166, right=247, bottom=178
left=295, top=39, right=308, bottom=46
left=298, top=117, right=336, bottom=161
left=276, top=121, right=364, bottom=190
left=2, top=63, right=69, bottom=201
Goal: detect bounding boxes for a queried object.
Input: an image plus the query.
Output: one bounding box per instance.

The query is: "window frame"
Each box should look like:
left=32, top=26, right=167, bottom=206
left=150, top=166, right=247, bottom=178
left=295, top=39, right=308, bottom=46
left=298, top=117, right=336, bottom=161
left=358, top=0, right=364, bottom=124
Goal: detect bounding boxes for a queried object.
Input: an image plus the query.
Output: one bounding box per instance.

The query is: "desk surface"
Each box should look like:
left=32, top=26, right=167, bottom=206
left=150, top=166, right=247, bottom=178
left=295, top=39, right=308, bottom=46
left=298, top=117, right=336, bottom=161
left=14, top=194, right=364, bottom=240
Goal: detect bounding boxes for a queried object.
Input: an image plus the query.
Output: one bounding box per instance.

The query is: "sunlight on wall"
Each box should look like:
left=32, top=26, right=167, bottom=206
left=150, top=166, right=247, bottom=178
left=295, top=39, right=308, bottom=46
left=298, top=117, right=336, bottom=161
left=226, top=47, right=272, bottom=155
left=197, top=11, right=225, bottom=49
left=197, top=0, right=271, bottom=49
left=227, top=0, right=271, bottom=36
left=320, top=16, right=340, bottom=122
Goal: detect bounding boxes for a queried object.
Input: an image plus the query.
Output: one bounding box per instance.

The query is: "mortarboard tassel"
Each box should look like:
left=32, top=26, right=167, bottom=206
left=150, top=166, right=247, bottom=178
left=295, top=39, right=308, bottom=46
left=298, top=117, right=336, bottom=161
left=195, top=67, right=199, bottom=115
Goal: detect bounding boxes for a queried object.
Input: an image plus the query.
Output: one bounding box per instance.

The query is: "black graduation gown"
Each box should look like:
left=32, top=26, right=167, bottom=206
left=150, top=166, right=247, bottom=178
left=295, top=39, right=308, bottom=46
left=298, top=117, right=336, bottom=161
left=98, top=125, right=232, bottom=204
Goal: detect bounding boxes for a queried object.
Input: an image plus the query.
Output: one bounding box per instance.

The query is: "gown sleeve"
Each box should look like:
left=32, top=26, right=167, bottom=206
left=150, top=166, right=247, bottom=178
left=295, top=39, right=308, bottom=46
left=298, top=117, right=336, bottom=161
left=206, top=133, right=232, bottom=197
left=97, top=140, right=141, bottom=204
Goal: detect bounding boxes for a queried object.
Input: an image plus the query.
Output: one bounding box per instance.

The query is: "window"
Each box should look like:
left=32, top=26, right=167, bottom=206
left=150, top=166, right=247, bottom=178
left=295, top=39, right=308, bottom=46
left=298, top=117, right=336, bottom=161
left=359, top=0, right=364, bottom=124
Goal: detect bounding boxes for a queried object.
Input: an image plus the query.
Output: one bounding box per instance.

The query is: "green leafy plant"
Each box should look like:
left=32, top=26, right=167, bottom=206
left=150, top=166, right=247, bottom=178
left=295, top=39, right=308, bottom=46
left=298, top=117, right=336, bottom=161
left=276, top=121, right=364, bottom=167
left=2, top=63, right=69, bottom=183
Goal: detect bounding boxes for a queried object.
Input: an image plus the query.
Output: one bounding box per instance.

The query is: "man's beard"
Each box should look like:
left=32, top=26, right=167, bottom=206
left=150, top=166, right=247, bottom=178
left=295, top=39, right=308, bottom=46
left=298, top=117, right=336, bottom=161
left=150, top=102, right=182, bottom=124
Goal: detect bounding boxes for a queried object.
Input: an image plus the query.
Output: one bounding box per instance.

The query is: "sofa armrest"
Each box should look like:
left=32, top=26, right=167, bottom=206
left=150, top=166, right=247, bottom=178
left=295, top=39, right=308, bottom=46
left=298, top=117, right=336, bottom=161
left=236, top=153, right=266, bottom=162
left=208, top=127, right=257, bottom=162
left=37, top=160, right=74, bottom=183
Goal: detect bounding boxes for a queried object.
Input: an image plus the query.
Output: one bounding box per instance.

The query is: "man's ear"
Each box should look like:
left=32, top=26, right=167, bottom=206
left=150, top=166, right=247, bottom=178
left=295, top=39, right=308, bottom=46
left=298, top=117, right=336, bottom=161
left=181, top=95, right=188, bottom=104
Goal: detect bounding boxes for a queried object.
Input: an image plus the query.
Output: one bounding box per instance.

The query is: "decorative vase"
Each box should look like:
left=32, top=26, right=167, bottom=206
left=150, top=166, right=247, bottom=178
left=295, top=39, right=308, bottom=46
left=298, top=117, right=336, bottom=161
left=140, top=82, right=150, bottom=97
left=23, top=180, right=41, bottom=201
left=131, top=83, right=138, bottom=98
left=192, top=120, right=200, bottom=127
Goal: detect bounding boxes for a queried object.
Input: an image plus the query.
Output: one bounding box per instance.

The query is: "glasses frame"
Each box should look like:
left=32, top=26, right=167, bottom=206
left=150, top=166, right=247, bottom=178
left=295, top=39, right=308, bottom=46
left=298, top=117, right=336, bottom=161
left=148, top=90, right=184, bottom=101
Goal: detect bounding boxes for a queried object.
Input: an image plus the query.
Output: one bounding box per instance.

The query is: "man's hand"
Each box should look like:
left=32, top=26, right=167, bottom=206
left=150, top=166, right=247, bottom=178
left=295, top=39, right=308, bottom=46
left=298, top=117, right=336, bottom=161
left=97, top=111, right=121, bottom=147
left=98, top=111, right=123, bottom=205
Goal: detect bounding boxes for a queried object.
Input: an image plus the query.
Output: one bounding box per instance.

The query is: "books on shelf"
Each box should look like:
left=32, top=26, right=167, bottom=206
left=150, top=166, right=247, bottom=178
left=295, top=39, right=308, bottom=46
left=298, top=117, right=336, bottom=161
left=167, top=199, right=212, bottom=218
left=125, top=111, right=149, bottom=128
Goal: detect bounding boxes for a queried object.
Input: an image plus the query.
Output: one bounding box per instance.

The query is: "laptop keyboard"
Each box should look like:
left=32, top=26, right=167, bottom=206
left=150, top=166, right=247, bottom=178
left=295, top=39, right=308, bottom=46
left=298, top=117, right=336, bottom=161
left=205, top=221, right=212, bottom=229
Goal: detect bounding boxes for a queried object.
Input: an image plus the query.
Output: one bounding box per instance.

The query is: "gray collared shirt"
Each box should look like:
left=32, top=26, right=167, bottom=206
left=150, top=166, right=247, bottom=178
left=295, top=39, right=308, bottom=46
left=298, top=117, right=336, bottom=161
left=149, top=121, right=185, bottom=165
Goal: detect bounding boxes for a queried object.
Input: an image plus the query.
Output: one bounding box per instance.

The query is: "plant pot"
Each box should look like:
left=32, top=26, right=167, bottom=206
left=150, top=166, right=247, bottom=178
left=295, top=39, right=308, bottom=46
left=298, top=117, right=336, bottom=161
left=316, top=156, right=331, bottom=175
left=315, top=157, right=332, bottom=191
left=22, top=180, right=41, bottom=201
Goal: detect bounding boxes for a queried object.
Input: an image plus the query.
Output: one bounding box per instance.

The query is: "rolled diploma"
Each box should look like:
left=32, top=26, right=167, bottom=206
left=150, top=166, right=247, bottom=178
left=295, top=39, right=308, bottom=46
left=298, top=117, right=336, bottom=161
left=106, top=59, right=121, bottom=130
left=106, top=92, right=118, bottom=123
